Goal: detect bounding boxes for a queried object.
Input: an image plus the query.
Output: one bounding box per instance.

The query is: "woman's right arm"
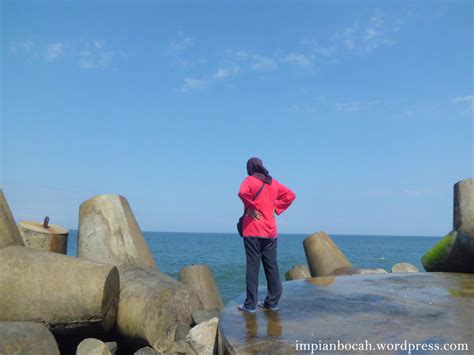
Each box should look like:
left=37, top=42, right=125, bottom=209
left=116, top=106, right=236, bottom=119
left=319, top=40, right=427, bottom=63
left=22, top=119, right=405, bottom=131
left=238, top=177, right=259, bottom=210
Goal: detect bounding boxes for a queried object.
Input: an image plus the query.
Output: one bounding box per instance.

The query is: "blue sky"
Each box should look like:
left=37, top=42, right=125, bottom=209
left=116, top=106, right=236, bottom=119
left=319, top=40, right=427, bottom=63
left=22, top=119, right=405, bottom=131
left=1, top=0, right=472, bottom=236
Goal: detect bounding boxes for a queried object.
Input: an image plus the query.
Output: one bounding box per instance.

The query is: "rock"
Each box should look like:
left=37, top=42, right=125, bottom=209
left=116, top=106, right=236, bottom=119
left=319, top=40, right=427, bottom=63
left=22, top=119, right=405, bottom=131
left=179, top=264, right=224, bottom=311
left=333, top=267, right=387, bottom=275
left=186, top=317, right=218, bottom=355
left=18, top=219, right=68, bottom=254
left=78, top=194, right=157, bottom=269
left=191, top=308, right=220, bottom=325
left=105, top=341, right=118, bottom=354
left=391, top=262, right=419, bottom=273
left=116, top=266, right=203, bottom=352
left=134, top=347, right=160, bottom=355
left=303, top=231, right=352, bottom=277
left=175, top=323, right=191, bottom=341
left=285, top=264, right=311, bottom=280
left=453, top=178, right=474, bottom=233
left=0, top=189, right=24, bottom=249
left=0, top=321, right=60, bottom=355
left=0, top=246, right=119, bottom=333
left=170, top=340, right=197, bottom=354
left=76, top=338, right=112, bottom=355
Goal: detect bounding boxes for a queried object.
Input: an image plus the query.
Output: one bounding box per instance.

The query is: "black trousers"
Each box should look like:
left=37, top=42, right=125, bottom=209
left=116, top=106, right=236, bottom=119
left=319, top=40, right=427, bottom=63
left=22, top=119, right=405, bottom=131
left=243, top=236, right=282, bottom=309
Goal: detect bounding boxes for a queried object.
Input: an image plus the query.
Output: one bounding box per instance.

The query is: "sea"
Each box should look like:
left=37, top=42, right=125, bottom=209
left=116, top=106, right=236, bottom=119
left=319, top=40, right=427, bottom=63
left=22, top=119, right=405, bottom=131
left=67, top=231, right=441, bottom=304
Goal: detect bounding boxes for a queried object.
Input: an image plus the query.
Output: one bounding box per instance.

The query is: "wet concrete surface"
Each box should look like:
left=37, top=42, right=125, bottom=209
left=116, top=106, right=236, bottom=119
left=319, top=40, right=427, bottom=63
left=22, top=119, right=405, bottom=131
left=219, top=273, right=474, bottom=354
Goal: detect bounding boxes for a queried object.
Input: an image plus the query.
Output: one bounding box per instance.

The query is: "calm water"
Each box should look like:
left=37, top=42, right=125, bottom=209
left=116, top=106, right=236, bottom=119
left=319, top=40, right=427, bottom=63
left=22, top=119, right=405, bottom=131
left=67, top=231, right=440, bottom=304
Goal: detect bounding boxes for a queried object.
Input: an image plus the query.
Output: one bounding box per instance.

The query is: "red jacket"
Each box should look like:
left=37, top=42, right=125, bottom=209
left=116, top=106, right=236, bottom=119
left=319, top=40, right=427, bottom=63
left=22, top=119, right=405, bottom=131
left=238, top=176, right=296, bottom=238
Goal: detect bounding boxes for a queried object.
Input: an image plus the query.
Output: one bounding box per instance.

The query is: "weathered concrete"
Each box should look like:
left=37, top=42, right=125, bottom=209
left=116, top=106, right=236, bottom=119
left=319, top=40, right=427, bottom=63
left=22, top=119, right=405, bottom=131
left=179, top=264, right=224, bottom=311
left=76, top=338, right=112, bottom=355
left=0, top=189, right=24, bottom=249
left=0, top=321, right=60, bottom=355
left=0, top=246, right=119, bottom=333
left=18, top=220, right=68, bottom=254
left=333, top=267, right=387, bottom=275
left=423, top=230, right=474, bottom=273
left=186, top=317, right=218, bottom=355
left=303, top=231, right=352, bottom=277
left=78, top=194, right=157, bottom=269
left=453, top=178, right=474, bottom=233
left=219, top=273, right=474, bottom=354
left=391, top=262, right=419, bottom=273
left=116, top=266, right=203, bottom=352
left=134, top=347, right=160, bottom=355
left=285, top=264, right=311, bottom=281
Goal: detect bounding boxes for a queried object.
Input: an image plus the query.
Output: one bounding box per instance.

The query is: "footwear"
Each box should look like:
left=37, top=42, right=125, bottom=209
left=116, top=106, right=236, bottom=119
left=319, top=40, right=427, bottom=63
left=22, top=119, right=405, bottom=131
left=238, top=304, right=256, bottom=313
left=257, top=301, right=279, bottom=311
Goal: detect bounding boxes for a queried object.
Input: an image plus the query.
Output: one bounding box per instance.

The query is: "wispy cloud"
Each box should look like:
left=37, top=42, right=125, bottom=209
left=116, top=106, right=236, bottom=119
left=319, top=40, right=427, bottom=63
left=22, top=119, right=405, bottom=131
left=451, top=95, right=474, bottom=115
left=9, top=38, right=125, bottom=69
left=44, top=42, right=64, bottom=61
left=169, top=32, right=194, bottom=52
left=181, top=66, right=240, bottom=92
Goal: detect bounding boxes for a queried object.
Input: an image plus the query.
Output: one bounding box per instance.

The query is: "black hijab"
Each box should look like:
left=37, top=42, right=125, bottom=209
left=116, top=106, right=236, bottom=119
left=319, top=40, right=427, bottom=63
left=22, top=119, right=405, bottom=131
left=246, top=157, right=272, bottom=184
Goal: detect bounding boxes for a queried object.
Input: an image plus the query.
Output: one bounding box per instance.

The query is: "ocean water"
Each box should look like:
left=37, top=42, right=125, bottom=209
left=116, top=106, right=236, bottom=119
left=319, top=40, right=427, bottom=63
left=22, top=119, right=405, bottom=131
left=67, top=231, right=440, bottom=304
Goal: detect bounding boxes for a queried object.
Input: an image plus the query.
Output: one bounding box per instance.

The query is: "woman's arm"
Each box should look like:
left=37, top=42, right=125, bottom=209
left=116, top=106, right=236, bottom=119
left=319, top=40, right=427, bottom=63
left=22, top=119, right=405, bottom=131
left=274, top=182, right=296, bottom=215
left=238, top=177, right=259, bottom=210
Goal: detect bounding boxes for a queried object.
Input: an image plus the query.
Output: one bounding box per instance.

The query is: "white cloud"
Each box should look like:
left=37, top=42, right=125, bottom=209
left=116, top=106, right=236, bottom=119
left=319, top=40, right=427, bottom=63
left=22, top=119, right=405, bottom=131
left=451, top=95, right=474, bottom=115
left=181, top=66, right=239, bottom=92
left=282, top=52, right=313, bottom=66
left=181, top=78, right=209, bottom=92
left=78, top=41, right=125, bottom=69
left=9, top=40, right=34, bottom=53
left=44, top=42, right=64, bottom=61
left=212, top=66, right=240, bottom=79
left=334, top=100, right=361, bottom=112
left=169, top=33, right=194, bottom=51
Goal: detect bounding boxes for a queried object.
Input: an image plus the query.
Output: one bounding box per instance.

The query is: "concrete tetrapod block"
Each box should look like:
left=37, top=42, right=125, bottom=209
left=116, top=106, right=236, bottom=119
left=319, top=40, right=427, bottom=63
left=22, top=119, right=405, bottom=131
left=0, top=246, right=119, bottom=333
left=116, top=266, right=203, bottom=352
left=18, top=220, right=68, bottom=254
left=76, top=338, right=112, bottom=355
left=178, top=264, right=224, bottom=311
left=0, top=189, right=24, bottom=249
left=285, top=264, right=311, bottom=281
left=333, top=267, right=387, bottom=275
left=391, top=262, right=419, bottom=273
left=0, top=321, right=60, bottom=355
left=78, top=194, right=157, bottom=269
left=303, top=231, right=352, bottom=277
left=422, top=230, right=474, bottom=273
left=453, top=178, right=474, bottom=233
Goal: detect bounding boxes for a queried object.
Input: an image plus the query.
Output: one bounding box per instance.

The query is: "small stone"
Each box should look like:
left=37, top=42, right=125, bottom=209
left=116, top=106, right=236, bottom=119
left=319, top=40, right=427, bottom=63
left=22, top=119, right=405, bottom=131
left=105, top=341, right=118, bottom=354
left=191, top=308, right=219, bottom=325
left=171, top=340, right=197, bottom=355
left=391, top=262, right=419, bottom=273
left=186, top=317, right=218, bottom=354
left=134, top=347, right=160, bottom=355
left=76, top=338, right=112, bottom=355
left=175, top=323, right=191, bottom=341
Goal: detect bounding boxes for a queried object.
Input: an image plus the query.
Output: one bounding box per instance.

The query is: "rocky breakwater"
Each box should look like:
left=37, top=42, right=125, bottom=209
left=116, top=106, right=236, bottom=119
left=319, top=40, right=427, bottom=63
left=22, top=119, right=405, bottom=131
left=422, top=178, right=474, bottom=272
left=0, top=190, right=224, bottom=354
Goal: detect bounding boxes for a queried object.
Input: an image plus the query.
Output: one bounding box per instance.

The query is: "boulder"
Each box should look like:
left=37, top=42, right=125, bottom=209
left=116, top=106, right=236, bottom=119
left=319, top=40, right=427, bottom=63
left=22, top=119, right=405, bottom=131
left=391, top=262, right=419, bottom=273
left=78, top=194, right=157, bottom=269
left=134, top=347, right=160, bottom=355
left=0, top=246, right=119, bottom=333
left=76, top=338, right=112, bottom=355
left=285, top=264, right=311, bottom=280
left=171, top=340, right=197, bottom=354
left=0, top=321, right=60, bottom=355
left=333, top=267, right=387, bottom=275
left=0, top=189, right=24, bottom=249
left=116, top=266, right=203, bottom=352
left=191, top=308, right=219, bottom=325
left=186, top=317, right=218, bottom=355
left=303, top=231, right=352, bottom=277
left=18, top=219, right=68, bottom=254
left=179, top=264, right=224, bottom=311
left=105, top=341, right=118, bottom=354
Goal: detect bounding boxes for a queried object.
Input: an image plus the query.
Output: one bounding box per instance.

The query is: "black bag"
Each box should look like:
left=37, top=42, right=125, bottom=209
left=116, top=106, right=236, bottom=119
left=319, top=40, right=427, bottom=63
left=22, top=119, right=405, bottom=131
left=237, top=181, right=266, bottom=237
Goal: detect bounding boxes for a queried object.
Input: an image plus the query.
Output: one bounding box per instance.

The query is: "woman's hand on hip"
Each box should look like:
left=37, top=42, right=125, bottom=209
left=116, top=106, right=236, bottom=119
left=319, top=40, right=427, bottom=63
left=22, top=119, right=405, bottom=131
left=247, top=209, right=262, bottom=221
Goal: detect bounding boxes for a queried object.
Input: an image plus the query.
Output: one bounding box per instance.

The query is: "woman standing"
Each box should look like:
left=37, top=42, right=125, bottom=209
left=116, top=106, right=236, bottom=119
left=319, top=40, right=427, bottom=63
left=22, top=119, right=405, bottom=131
left=237, top=157, right=296, bottom=313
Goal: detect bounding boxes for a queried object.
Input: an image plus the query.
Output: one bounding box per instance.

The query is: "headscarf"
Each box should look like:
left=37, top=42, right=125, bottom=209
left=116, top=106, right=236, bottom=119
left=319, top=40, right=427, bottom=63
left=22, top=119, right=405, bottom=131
left=246, top=157, right=273, bottom=184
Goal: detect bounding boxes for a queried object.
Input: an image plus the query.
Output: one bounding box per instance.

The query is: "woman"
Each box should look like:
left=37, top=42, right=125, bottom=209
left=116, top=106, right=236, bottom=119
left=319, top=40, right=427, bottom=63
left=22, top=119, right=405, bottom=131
left=237, top=157, right=296, bottom=313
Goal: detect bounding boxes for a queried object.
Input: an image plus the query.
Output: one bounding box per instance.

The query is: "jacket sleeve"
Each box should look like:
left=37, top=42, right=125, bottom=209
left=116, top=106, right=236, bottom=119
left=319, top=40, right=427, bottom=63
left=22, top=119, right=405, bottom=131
left=238, top=177, right=258, bottom=210
left=274, top=181, right=296, bottom=215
